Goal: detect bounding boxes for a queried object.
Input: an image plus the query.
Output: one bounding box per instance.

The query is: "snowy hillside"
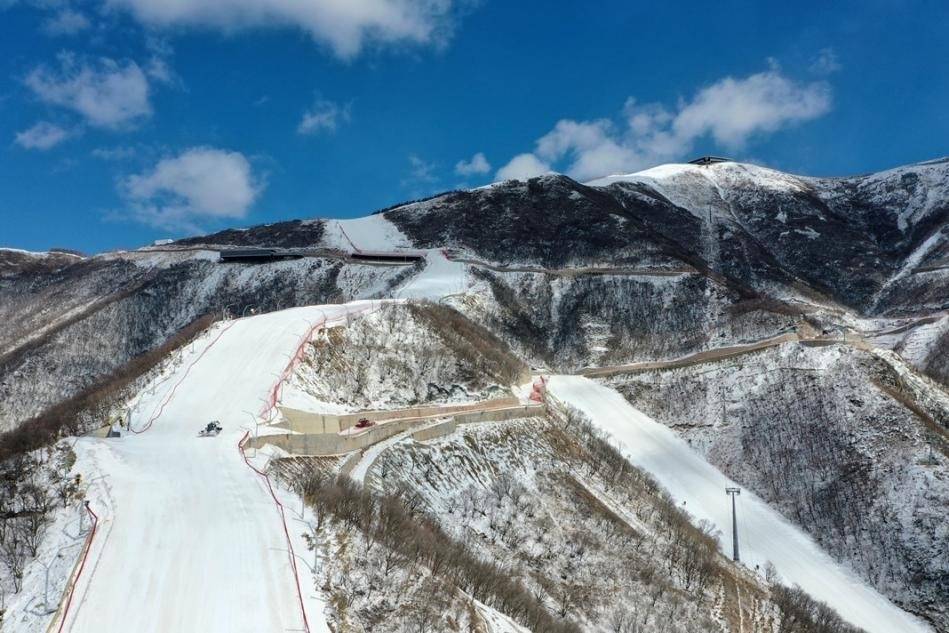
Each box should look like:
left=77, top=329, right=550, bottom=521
left=1, top=157, right=947, bottom=632
left=548, top=375, right=932, bottom=633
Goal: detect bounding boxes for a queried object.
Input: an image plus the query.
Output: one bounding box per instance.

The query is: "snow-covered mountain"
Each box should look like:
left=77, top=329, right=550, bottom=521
left=1, top=158, right=947, bottom=633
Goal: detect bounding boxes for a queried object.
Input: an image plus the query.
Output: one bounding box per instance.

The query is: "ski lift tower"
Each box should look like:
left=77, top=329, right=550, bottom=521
left=726, top=487, right=741, bottom=562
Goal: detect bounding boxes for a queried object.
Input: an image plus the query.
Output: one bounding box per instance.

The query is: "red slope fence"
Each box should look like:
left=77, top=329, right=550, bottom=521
left=258, top=317, right=327, bottom=421
left=238, top=431, right=311, bottom=633
left=77, top=305, right=380, bottom=632
left=50, top=320, right=236, bottom=629
left=53, top=503, right=99, bottom=633
left=258, top=303, right=382, bottom=421
left=130, top=319, right=238, bottom=434
left=246, top=303, right=386, bottom=630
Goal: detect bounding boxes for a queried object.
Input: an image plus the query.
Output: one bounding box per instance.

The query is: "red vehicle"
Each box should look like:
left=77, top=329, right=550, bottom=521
left=354, top=418, right=375, bottom=429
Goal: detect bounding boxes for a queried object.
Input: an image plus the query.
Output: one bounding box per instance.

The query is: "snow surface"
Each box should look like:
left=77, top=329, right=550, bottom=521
left=322, top=216, right=412, bottom=252
left=587, top=161, right=810, bottom=225
left=398, top=251, right=469, bottom=300
left=320, top=215, right=469, bottom=300
left=63, top=304, right=384, bottom=633
left=348, top=430, right=411, bottom=484
left=0, top=247, right=50, bottom=256
left=845, top=158, right=949, bottom=231
left=473, top=598, right=532, bottom=633
left=547, top=375, right=933, bottom=633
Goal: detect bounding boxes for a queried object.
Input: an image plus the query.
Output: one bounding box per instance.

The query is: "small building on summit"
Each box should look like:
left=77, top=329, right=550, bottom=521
left=688, top=156, right=732, bottom=166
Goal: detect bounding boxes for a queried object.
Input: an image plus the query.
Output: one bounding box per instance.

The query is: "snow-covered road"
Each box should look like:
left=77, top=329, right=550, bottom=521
left=547, top=375, right=933, bottom=633
left=66, top=304, right=382, bottom=633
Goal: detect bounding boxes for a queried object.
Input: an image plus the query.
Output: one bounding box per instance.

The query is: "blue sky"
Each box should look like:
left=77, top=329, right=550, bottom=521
left=1, top=0, right=947, bottom=253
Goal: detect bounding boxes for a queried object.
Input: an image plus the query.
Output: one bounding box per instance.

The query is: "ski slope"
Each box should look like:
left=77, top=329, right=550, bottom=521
left=327, top=214, right=469, bottom=301
left=399, top=250, right=469, bottom=300
left=547, top=375, right=933, bottom=633
left=65, top=303, right=382, bottom=633
left=324, top=216, right=412, bottom=252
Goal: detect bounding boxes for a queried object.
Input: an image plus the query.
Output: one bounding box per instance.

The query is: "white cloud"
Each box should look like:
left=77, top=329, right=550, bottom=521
left=496, top=67, right=832, bottom=182
left=102, top=0, right=460, bottom=59
left=535, top=120, right=637, bottom=181
left=143, top=37, right=177, bottom=84
left=297, top=99, right=350, bottom=135
left=25, top=53, right=152, bottom=129
left=42, top=9, right=91, bottom=35
left=119, top=147, right=263, bottom=230
left=144, top=56, right=173, bottom=83
left=495, top=153, right=552, bottom=181
left=454, top=151, right=490, bottom=176
left=92, top=145, right=138, bottom=160
left=14, top=121, right=71, bottom=150
left=810, top=48, right=842, bottom=75
left=405, top=153, right=437, bottom=184
left=670, top=70, right=831, bottom=147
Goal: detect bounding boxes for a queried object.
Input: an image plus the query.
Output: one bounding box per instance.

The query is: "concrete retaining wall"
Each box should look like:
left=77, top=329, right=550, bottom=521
left=411, top=419, right=457, bottom=442
left=277, top=396, right=521, bottom=434
left=453, top=405, right=542, bottom=426
left=252, top=403, right=545, bottom=456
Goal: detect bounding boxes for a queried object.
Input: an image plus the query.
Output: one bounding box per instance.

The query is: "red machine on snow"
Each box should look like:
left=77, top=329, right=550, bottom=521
left=354, top=418, right=375, bottom=429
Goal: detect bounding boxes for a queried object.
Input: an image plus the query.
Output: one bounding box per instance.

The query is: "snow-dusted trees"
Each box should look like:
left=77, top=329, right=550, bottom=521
left=612, top=344, right=948, bottom=630
left=303, top=475, right=582, bottom=633
left=49, top=444, right=81, bottom=509
left=294, top=302, right=526, bottom=409
left=772, top=584, right=864, bottom=633
left=0, top=443, right=81, bottom=596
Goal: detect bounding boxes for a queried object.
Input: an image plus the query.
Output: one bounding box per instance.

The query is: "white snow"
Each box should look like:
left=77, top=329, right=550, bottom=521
left=586, top=161, right=805, bottom=193
left=318, top=216, right=468, bottom=300
left=113, top=248, right=220, bottom=269
left=322, top=215, right=412, bottom=252
left=871, top=229, right=947, bottom=309
left=398, top=250, right=469, bottom=300
left=0, top=247, right=49, bottom=256
left=63, top=303, right=384, bottom=633
left=472, top=598, right=532, bottom=633
left=0, top=247, right=83, bottom=258
left=348, top=431, right=411, bottom=485
left=849, top=159, right=949, bottom=231
left=547, top=375, right=933, bottom=633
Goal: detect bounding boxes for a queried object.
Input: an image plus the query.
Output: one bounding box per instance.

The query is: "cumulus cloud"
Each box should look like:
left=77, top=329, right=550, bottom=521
left=102, top=0, right=460, bottom=59
left=25, top=53, right=152, bottom=129
left=14, top=121, right=72, bottom=150
left=297, top=99, right=350, bottom=135
left=119, top=147, right=264, bottom=230
left=454, top=151, right=490, bottom=176
left=404, top=153, right=437, bottom=184
left=42, top=9, right=91, bottom=35
left=495, top=153, right=552, bottom=181
left=810, top=48, right=842, bottom=75
left=495, top=67, right=832, bottom=182
left=670, top=70, right=831, bottom=147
